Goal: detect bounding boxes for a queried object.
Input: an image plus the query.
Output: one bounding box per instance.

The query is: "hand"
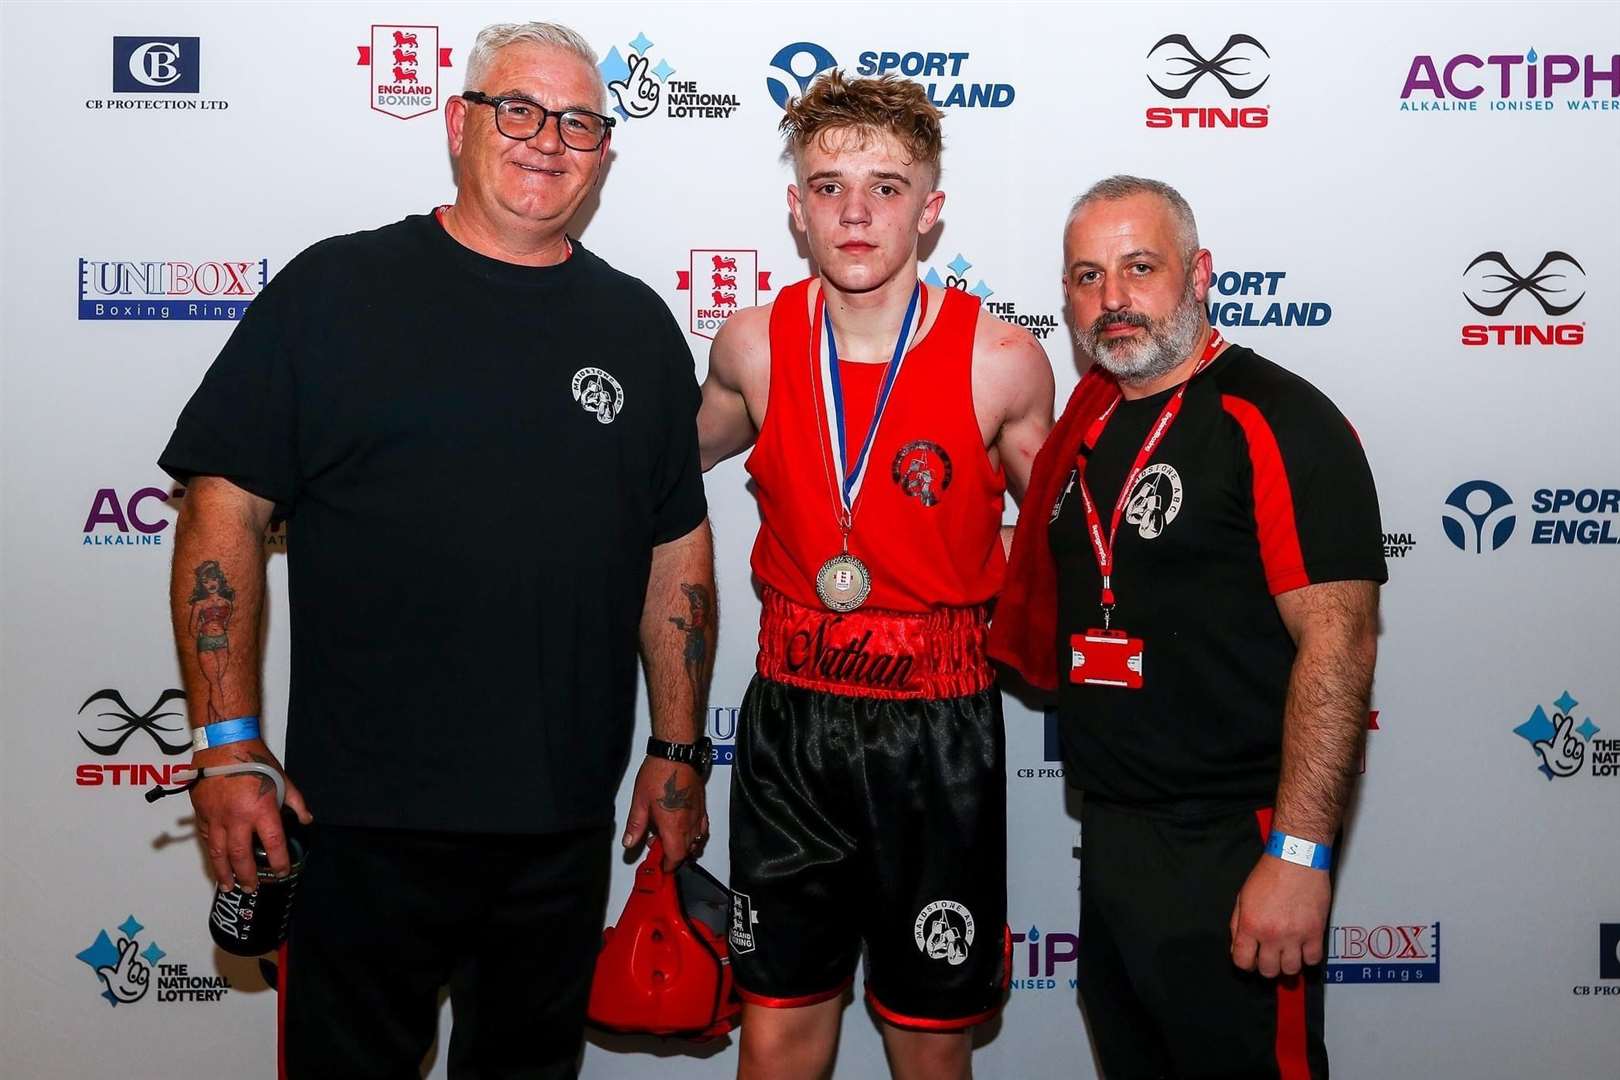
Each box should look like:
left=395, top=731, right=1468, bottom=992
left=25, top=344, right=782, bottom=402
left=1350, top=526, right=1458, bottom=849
left=623, top=756, right=708, bottom=872
left=97, top=936, right=151, bottom=1003
left=607, top=53, right=660, bottom=119
left=1534, top=711, right=1586, bottom=778
left=1229, top=853, right=1331, bottom=978
left=190, top=740, right=312, bottom=893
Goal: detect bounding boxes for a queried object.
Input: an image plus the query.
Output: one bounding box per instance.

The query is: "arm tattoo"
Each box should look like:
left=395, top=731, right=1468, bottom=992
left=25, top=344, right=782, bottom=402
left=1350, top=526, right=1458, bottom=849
left=232, top=749, right=279, bottom=799
left=187, top=560, right=238, bottom=724
left=666, top=582, right=712, bottom=704
left=657, top=771, right=692, bottom=811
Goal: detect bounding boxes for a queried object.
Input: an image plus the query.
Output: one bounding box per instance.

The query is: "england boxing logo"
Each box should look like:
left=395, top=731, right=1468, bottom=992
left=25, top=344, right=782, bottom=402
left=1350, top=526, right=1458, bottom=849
left=914, top=900, right=974, bottom=966
left=571, top=368, right=624, bottom=425
left=1124, top=463, right=1183, bottom=538
left=892, top=440, right=952, bottom=507
left=355, top=25, right=454, bottom=120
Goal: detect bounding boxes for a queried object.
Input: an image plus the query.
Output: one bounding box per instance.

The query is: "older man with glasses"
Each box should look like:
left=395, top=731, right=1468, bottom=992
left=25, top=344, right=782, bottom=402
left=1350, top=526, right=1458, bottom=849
left=159, top=21, right=714, bottom=1078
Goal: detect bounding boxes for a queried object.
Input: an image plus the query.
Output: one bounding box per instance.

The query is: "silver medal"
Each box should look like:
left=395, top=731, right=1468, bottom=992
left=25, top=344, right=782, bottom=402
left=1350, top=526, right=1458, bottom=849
left=815, top=553, right=872, bottom=612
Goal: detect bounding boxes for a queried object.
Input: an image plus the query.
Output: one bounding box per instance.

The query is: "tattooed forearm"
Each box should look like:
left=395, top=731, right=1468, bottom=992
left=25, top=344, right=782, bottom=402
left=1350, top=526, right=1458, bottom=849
left=240, top=750, right=279, bottom=798
left=657, top=771, right=692, bottom=811
left=187, top=559, right=238, bottom=723
left=667, top=582, right=713, bottom=712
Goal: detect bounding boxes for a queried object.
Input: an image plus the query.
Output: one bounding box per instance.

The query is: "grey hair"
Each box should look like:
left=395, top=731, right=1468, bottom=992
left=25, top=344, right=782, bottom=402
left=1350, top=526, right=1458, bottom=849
left=464, top=22, right=604, bottom=109
left=1066, top=175, right=1200, bottom=263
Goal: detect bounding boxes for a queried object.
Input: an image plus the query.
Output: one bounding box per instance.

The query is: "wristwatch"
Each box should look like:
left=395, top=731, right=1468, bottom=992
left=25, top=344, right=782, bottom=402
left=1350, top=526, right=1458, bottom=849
left=646, top=735, right=714, bottom=778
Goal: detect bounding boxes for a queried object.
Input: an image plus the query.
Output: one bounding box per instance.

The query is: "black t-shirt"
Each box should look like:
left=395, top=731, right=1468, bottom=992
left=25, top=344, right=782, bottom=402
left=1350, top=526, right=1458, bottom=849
left=1050, top=345, right=1385, bottom=809
left=160, top=213, right=707, bottom=834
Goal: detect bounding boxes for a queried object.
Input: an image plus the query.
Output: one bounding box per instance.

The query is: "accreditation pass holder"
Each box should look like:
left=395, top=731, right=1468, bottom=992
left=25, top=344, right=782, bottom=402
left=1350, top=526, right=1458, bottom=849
left=1068, top=329, right=1225, bottom=690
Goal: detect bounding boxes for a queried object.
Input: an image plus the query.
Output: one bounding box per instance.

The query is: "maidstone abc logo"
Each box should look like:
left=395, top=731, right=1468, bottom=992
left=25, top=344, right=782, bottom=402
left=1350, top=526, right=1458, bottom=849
left=1461, top=250, right=1586, bottom=347
left=1145, top=33, right=1270, bottom=129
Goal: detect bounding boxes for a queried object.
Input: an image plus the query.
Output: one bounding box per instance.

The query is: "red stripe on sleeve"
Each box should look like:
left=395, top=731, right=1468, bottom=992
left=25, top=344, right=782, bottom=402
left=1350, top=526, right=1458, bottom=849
left=1221, top=395, right=1310, bottom=595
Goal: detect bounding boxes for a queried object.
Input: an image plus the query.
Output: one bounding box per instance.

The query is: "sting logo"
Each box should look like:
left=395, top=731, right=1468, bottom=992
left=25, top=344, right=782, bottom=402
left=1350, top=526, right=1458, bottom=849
left=1146, top=33, right=1270, bottom=98
left=77, top=689, right=190, bottom=756
left=1461, top=251, right=1585, bottom=347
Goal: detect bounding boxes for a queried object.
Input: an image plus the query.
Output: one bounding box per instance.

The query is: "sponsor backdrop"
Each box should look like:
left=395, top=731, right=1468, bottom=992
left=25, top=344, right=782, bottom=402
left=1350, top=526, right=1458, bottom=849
left=2, top=1, right=1617, bottom=1077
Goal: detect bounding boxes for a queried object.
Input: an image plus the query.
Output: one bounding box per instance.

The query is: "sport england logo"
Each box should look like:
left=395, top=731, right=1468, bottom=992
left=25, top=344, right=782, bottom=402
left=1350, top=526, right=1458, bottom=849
left=766, top=42, right=838, bottom=109
left=1461, top=251, right=1586, bottom=347
left=892, top=441, right=952, bottom=507
left=571, top=368, right=624, bottom=424
left=1512, top=691, right=1618, bottom=782
left=1125, top=464, right=1182, bottom=539
left=676, top=250, right=773, bottom=339
left=75, top=915, right=231, bottom=1006
left=1325, top=921, right=1441, bottom=984
left=113, top=38, right=198, bottom=93
left=355, top=26, right=453, bottom=120
left=1445, top=480, right=1620, bottom=549
left=1145, top=33, right=1270, bottom=129
left=78, top=258, right=267, bottom=321
left=766, top=43, right=1016, bottom=110
left=1441, top=480, right=1515, bottom=553
left=1400, top=49, right=1620, bottom=113
left=600, top=33, right=739, bottom=121
left=1207, top=269, right=1332, bottom=328
left=914, top=901, right=974, bottom=966
left=924, top=253, right=1060, bottom=339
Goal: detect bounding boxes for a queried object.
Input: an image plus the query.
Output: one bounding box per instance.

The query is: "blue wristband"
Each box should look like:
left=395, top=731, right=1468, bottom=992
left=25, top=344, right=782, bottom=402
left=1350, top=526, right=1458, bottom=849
left=191, top=716, right=260, bottom=752
left=1265, top=830, right=1333, bottom=871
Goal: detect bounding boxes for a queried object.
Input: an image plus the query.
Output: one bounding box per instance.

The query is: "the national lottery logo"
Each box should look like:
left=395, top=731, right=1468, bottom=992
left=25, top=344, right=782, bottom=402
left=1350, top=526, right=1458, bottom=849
left=1144, top=33, right=1271, bottom=129
left=1382, top=532, right=1415, bottom=559
left=1206, top=269, right=1332, bottom=328
left=600, top=32, right=739, bottom=121
left=1512, top=691, right=1617, bottom=782
left=78, top=258, right=267, bottom=321
left=1461, top=250, right=1586, bottom=347
left=676, top=250, right=773, bottom=339
left=924, top=254, right=1060, bottom=340
left=355, top=25, right=454, bottom=120
left=1400, top=48, right=1620, bottom=114
left=571, top=367, right=624, bottom=424
left=914, top=900, right=975, bottom=966
left=75, top=914, right=231, bottom=1006
left=1325, top=921, right=1441, bottom=984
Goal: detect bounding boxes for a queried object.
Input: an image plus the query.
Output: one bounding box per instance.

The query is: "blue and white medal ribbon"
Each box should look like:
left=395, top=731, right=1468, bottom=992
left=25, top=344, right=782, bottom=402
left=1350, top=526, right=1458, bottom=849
left=811, top=281, right=923, bottom=612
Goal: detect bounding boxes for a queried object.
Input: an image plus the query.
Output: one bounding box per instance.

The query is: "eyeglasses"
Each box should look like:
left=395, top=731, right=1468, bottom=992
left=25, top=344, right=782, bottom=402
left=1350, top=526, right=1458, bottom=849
left=460, top=91, right=615, bottom=151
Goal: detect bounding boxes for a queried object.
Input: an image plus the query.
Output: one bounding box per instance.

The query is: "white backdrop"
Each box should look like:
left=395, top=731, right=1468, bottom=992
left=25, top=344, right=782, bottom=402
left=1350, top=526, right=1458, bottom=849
left=3, top=2, right=1619, bottom=1078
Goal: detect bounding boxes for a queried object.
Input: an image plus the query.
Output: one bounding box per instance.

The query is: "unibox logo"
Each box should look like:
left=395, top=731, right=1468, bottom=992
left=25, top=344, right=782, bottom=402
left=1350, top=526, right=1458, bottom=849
left=78, top=258, right=267, bottom=321
left=1325, top=921, right=1441, bottom=983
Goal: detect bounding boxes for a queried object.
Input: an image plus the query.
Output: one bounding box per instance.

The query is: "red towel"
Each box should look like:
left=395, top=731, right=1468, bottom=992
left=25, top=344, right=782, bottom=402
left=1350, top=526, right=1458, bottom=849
left=988, top=366, right=1119, bottom=690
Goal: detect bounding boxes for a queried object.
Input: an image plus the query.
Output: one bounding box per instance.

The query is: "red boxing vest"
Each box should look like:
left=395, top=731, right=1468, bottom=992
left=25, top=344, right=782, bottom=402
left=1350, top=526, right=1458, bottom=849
left=747, top=278, right=1007, bottom=614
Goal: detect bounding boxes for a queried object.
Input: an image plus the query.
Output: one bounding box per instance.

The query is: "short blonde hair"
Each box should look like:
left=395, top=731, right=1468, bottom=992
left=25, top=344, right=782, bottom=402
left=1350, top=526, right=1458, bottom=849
left=779, top=71, right=944, bottom=183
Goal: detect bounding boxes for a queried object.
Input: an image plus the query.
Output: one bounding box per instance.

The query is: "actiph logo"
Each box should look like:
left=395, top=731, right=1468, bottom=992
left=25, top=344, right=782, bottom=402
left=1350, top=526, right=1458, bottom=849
left=1441, top=480, right=1515, bottom=553
left=1400, top=49, right=1620, bottom=113
left=355, top=26, right=453, bottom=120
left=1009, top=925, right=1080, bottom=990
left=82, top=487, right=178, bottom=546
left=1145, top=33, right=1270, bottom=129
left=677, top=251, right=773, bottom=339
left=1461, top=251, right=1585, bottom=347
left=766, top=42, right=838, bottom=109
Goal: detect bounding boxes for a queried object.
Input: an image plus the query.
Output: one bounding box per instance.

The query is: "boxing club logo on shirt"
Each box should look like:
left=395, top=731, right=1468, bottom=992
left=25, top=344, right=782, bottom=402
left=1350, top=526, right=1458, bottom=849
left=571, top=367, right=624, bottom=425
left=891, top=440, right=952, bottom=507
left=914, top=900, right=975, bottom=966
left=1124, top=463, right=1183, bottom=539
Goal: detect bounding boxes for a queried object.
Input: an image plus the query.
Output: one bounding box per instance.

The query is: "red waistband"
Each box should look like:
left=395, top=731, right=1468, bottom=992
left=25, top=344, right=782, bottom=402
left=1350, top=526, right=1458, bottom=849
left=756, top=588, right=993, bottom=700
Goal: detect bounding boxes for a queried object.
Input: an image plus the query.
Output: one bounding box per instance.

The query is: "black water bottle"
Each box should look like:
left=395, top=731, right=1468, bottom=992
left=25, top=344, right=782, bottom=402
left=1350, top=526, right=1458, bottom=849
left=208, top=811, right=306, bottom=956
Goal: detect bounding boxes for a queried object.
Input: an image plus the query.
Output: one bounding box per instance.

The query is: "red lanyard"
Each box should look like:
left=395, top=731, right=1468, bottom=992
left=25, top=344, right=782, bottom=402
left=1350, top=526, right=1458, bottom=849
left=1074, top=330, right=1225, bottom=627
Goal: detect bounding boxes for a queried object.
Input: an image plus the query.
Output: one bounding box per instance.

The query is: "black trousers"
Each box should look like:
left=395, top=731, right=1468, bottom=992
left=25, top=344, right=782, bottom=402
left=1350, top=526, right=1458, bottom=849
left=280, top=822, right=612, bottom=1080
left=1077, top=799, right=1328, bottom=1080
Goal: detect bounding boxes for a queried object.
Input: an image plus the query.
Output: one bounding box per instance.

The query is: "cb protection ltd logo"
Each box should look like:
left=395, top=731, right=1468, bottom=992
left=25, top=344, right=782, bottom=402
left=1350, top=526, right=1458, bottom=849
left=113, top=37, right=198, bottom=93
left=1461, top=250, right=1586, bottom=346
left=1145, top=33, right=1270, bottom=128
left=766, top=42, right=838, bottom=109
left=1441, top=480, right=1515, bottom=553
